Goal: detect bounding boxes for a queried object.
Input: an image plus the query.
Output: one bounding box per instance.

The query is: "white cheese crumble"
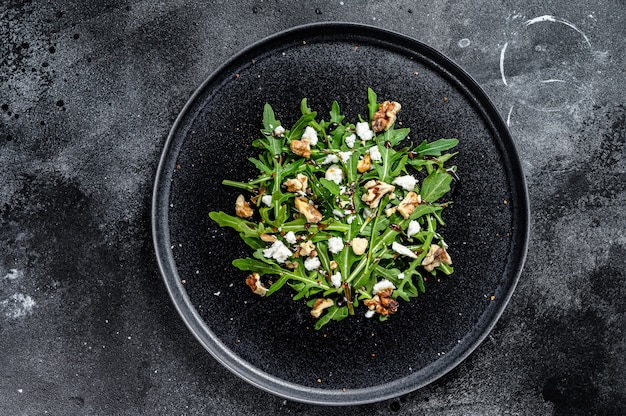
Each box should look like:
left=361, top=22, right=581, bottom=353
left=304, top=256, right=321, bottom=271
left=338, top=151, right=352, bottom=162
left=365, top=309, right=376, bottom=318
left=391, top=241, right=418, bottom=259
left=406, top=220, right=421, bottom=238
left=273, top=125, right=285, bottom=137
left=328, top=236, right=344, bottom=254
left=332, top=209, right=344, bottom=218
left=330, top=271, right=342, bottom=288
left=355, top=122, right=374, bottom=141
left=263, top=240, right=292, bottom=263
left=345, top=133, right=356, bottom=148
left=301, top=125, right=318, bottom=146
left=372, top=279, right=396, bottom=294
left=392, top=175, right=417, bottom=191
left=325, top=164, right=343, bottom=185
left=398, top=272, right=405, bottom=279
left=284, top=231, right=297, bottom=245
left=322, top=154, right=339, bottom=165
left=346, top=215, right=356, bottom=224
left=261, top=194, right=273, bottom=206
left=367, top=145, right=382, bottom=162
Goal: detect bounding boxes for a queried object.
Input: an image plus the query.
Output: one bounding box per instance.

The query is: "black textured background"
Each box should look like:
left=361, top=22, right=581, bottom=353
left=1, top=1, right=624, bottom=415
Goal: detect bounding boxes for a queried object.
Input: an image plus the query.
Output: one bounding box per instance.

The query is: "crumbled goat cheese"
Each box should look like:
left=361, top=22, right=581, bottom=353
left=391, top=241, right=417, bottom=259
left=322, top=154, right=340, bottom=164
left=330, top=271, right=342, bottom=288
left=328, top=237, right=344, bottom=254
left=284, top=231, right=297, bottom=244
left=346, top=215, right=356, bottom=224
left=325, top=164, right=343, bottom=185
left=365, top=309, right=376, bottom=318
left=345, top=133, right=356, bottom=148
left=406, top=220, right=421, bottom=238
left=372, top=279, right=396, bottom=294
left=392, top=175, right=417, bottom=191
left=367, top=145, right=382, bottom=162
left=304, top=256, right=321, bottom=271
left=301, top=125, right=318, bottom=146
left=261, top=194, right=273, bottom=206
left=273, top=125, right=285, bottom=137
left=263, top=240, right=292, bottom=263
left=355, top=122, right=374, bottom=141
left=338, top=151, right=352, bottom=162
left=398, top=272, right=405, bottom=279
left=332, top=209, right=344, bottom=218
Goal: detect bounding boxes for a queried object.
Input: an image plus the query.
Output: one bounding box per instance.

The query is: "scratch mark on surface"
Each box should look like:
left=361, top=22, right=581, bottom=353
left=524, top=15, right=592, bottom=48
left=507, top=105, right=514, bottom=127
left=0, top=293, right=36, bottom=319
left=541, top=79, right=567, bottom=83
left=500, top=42, right=508, bottom=86
left=3, top=269, right=23, bottom=281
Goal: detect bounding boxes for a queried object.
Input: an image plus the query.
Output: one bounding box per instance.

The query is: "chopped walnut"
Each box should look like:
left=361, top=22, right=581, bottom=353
left=310, top=298, right=334, bottom=318
left=284, top=260, right=299, bottom=270
left=294, top=197, right=322, bottom=223
left=385, top=206, right=397, bottom=217
left=259, top=233, right=277, bottom=243
left=421, top=244, right=452, bottom=272
left=397, top=191, right=419, bottom=219
left=298, top=240, right=316, bottom=257
left=235, top=194, right=254, bottom=218
left=363, top=288, right=399, bottom=316
left=351, top=237, right=368, bottom=256
left=361, top=180, right=395, bottom=209
left=245, top=272, right=267, bottom=296
left=329, top=260, right=338, bottom=270
left=290, top=139, right=311, bottom=158
left=284, top=174, right=308, bottom=193
left=357, top=153, right=371, bottom=173
left=372, top=101, right=402, bottom=133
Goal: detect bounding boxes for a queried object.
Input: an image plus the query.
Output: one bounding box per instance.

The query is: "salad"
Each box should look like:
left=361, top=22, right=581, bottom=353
left=209, top=89, right=458, bottom=329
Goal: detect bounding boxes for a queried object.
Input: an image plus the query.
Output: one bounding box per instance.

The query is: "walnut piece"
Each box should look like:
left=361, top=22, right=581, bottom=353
left=259, top=233, right=277, bottom=243
left=290, top=139, right=311, bottom=158
left=357, top=153, right=371, bottom=173
left=310, top=298, right=334, bottom=318
left=351, top=237, right=368, bottom=256
left=372, top=101, right=402, bottom=133
left=284, top=173, right=308, bottom=193
left=363, top=288, right=399, bottom=316
left=298, top=240, right=316, bottom=257
left=294, top=197, right=322, bottom=223
left=397, top=191, right=419, bottom=219
left=361, top=180, right=395, bottom=209
left=421, top=244, right=452, bottom=272
left=245, top=272, right=268, bottom=296
left=235, top=194, right=254, bottom=218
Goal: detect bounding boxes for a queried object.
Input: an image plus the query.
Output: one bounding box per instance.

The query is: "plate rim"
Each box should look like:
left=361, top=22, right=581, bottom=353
left=152, top=21, right=530, bottom=406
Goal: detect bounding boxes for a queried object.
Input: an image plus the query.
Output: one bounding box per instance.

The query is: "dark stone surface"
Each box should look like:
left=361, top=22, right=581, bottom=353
left=1, top=1, right=624, bottom=414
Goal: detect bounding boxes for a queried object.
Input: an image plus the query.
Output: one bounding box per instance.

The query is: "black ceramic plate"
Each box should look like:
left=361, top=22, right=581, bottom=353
left=152, top=23, right=529, bottom=406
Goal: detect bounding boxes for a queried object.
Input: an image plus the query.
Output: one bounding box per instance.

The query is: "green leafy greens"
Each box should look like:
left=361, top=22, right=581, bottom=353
left=209, top=89, right=459, bottom=329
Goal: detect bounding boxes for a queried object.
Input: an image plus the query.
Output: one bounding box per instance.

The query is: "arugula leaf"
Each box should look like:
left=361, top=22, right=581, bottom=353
left=209, top=211, right=259, bottom=238
left=262, top=103, right=280, bottom=131
left=315, top=305, right=349, bottom=330
left=367, top=87, right=378, bottom=122
left=319, top=177, right=340, bottom=196
left=414, top=138, right=459, bottom=157
left=420, top=168, right=453, bottom=202
left=287, top=112, right=318, bottom=141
